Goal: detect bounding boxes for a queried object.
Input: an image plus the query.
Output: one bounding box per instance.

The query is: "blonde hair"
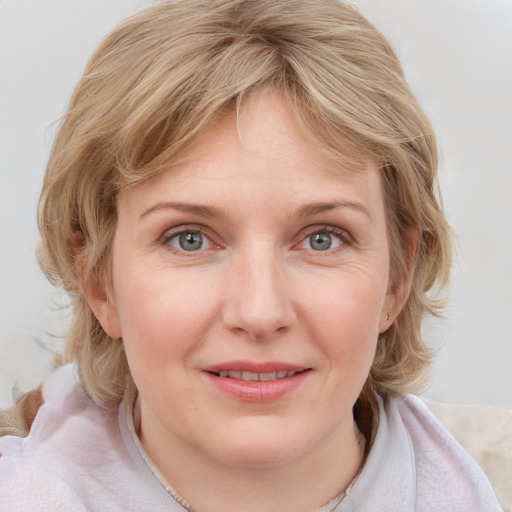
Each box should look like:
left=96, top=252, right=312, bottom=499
left=24, top=0, right=451, bottom=428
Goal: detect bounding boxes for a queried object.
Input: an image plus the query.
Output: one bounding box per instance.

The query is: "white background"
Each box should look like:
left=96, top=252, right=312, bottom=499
left=1, top=0, right=511, bottom=410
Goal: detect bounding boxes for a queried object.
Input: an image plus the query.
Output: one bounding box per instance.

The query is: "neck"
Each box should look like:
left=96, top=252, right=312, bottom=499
left=139, top=409, right=366, bottom=512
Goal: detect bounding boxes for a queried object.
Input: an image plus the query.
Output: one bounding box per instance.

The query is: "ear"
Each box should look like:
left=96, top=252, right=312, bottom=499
left=81, top=268, right=122, bottom=339
left=379, top=228, right=418, bottom=333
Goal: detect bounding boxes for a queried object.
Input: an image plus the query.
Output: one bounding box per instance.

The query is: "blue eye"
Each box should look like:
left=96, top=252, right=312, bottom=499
left=168, top=231, right=212, bottom=252
left=301, top=229, right=344, bottom=251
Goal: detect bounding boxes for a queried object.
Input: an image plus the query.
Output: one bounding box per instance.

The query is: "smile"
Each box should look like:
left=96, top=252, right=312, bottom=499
left=204, top=364, right=310, bottom=402
left=215, top=370, right=299, bottom=381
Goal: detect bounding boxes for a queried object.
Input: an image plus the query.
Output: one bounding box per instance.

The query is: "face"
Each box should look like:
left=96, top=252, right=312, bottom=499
left=91, top=92, right=401, bottom=473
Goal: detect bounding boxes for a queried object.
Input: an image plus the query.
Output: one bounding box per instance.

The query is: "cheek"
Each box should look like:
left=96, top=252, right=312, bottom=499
left=113, top=269, right=220, bottom=372
left=299, top=269, right=387, bottom=363
left=305, top=268, right=387, bottom=328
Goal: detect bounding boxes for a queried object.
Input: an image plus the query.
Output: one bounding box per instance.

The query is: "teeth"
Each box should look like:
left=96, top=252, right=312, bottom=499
left=217, top=370, right=298, bottom=380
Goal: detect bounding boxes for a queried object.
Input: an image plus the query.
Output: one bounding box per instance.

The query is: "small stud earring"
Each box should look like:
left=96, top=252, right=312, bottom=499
left=385, top=314, right=391, bottom=321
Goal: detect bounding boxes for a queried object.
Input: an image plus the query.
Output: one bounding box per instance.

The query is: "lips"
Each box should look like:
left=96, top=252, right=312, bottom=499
left=203, top=362, right=310, bottom=402
left=216, top=370, right=299, bottom=381
left=204, top=361, right=307, bottom=380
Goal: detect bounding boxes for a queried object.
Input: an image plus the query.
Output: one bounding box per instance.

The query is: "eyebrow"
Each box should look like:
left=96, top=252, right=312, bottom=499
left=140, top=201, right=223, bottom=219
left=295, top=200, right=371, bottom=219
left=140, top=199, right=371, bottom=221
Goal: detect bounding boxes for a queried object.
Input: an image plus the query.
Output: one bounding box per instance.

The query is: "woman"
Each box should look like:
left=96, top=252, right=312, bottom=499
left=0, top=0, right=502, bottom=510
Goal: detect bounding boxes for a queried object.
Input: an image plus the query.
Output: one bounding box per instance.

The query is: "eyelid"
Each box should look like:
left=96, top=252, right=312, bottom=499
left=158, top=223, right=351, bottom=255
left=159, top=224, right=220, bottom=252
left=295, top=225, right=351, bottom=252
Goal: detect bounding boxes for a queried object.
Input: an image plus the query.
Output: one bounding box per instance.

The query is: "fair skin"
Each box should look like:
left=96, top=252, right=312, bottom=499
left=87, top=92, right=411, bottom=512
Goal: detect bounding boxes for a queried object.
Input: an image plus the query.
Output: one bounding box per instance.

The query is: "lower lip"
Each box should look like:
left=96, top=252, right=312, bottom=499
left=203, top=371, right=309, bottom=402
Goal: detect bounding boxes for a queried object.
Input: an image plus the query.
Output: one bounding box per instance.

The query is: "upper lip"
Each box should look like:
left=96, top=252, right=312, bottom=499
left=203, top=361, right=308, bottom=373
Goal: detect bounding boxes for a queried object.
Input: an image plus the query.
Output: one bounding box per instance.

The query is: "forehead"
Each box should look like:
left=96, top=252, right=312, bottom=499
left=181, top=92, right=372, bottom=175
left=117, top=91, right=383, bottom=215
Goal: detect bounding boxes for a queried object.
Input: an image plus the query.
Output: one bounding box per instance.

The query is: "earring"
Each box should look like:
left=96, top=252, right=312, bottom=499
left=385, top=314, right=391, bottom=321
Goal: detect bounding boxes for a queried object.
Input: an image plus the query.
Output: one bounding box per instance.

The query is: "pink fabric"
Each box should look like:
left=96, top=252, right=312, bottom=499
left=0, top=366, right=502, bottom=511
left=0, top=366, right=181, bottom=511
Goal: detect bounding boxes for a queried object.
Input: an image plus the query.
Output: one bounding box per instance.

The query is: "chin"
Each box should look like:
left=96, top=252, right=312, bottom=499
left=202, top=421, right=314, bottom=469
left=214, top=443, right=301, bottom=469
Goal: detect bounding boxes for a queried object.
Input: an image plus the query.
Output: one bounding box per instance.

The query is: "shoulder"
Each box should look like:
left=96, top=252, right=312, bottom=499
left=0, top=365, right=123, bottom=511
left=344, top=394, right=502, bottom=511
left=392, top=394, right=503, bottom=511
left=423, top=397, right=512, bottom=512
left=0, top=366, right=180, bottom=512
left=0, top=365, right=119, bottom=461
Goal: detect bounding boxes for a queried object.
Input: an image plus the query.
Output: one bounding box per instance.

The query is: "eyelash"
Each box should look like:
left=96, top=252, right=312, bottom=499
left=160, top=225, right=218, bottom=256
left=159, top=224, right=350, bottom=256
left=296, top=225, right=349, bottom=254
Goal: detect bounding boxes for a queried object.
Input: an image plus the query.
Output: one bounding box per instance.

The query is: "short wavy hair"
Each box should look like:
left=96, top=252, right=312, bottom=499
left=38, top=0, right=452, bottom=410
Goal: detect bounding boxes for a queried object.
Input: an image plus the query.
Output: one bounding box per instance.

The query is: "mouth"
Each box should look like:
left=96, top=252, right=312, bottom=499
left=211, top=370, right=304, bottom=381
left=203, top=363, right=310, bottom=401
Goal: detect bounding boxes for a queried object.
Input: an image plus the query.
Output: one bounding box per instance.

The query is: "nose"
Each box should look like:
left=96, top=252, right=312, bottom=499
left=222, top=247, right=296, bottom=341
